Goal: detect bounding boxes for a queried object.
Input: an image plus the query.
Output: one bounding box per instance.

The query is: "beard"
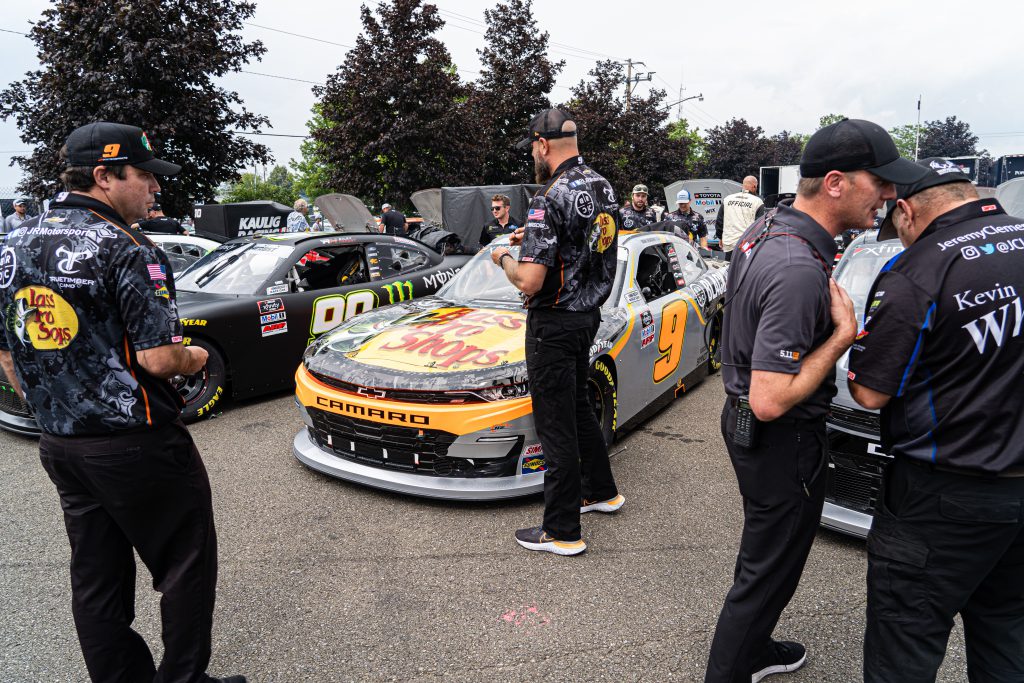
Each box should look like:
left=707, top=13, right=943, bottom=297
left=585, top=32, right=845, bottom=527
left=534, top=156, right=552, bottom=184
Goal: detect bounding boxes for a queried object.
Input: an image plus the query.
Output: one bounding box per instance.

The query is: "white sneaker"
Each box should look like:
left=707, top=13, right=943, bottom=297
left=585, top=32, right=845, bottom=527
left=580, top=494, right=626, bottom=513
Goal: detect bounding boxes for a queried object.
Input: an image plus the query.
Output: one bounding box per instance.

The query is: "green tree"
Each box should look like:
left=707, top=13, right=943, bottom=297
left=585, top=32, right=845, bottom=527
left=817, top=113, right=847, bottom=129
left=266, top=165, right=294, bottom=191
left=0, top=0, right=271, bottom=216
left=222, top=172, right=296, bottom=206
left=312, top=0, right=475, bottom=209
left=888, top=124, right=918, bottom=159
left=470, top=0, right=563, bottom=184
left=667, top=119, right=705, bottom=173
left=291, top=105, right=337, bottom=200
left=697, top=118, right=773, bottom=180
left=918, top=116, right=982, bottom=159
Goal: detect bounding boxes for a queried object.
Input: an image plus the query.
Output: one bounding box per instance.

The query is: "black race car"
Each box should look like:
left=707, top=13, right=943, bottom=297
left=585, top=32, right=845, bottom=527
left=820, top=231, right=904, bottom=538
left=0, top=232, right=470, bottom=435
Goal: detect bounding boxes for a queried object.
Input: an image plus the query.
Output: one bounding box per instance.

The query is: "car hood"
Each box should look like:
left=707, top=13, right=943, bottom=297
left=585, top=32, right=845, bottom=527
left=304, top=297, right=530, bottom=391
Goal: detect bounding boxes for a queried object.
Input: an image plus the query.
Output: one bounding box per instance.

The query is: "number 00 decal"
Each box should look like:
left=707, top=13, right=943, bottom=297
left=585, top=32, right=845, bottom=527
left=653, top=299, right=687, bottom=383
left=310, top=290, right=378, bottom=336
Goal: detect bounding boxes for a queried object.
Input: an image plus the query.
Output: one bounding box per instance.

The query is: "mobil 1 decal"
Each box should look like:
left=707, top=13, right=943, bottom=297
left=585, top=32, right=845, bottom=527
left=257, top=297, right=288, bottom=337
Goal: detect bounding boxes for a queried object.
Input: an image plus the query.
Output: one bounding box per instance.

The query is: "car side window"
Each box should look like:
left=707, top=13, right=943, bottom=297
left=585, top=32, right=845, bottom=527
left=293, top=246, right=370, bottom=290
left=676, top=241, right=706, bottom=284
left=382, top=244, right=430, bottom=273
left=635, top=244, right=681, bottom=302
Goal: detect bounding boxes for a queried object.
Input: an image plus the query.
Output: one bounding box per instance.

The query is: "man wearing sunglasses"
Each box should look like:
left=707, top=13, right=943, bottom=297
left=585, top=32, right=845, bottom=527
left=479, top=193, right=523, bottom=249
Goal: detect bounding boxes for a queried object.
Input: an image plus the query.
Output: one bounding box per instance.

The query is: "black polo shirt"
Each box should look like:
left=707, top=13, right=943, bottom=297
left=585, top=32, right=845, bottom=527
left=0, top=192, right=185, bottom=435
left=380, top=209, right=406, bottom=235
left=848, top=199, right=1024, bottom=474
left=479, top=215, right=523, bottom=247
left=721, top=200, right=839, bottom=420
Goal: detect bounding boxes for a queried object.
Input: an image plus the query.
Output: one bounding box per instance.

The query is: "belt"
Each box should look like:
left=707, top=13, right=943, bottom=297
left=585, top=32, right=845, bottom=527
left=906, top=457, right=1024, bottom=479
left=726, top=396, right=825, bottom=426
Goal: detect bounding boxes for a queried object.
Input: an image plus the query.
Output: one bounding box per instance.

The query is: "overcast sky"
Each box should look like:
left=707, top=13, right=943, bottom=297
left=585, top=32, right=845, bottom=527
left=1, top=0, right=1022, bottom=196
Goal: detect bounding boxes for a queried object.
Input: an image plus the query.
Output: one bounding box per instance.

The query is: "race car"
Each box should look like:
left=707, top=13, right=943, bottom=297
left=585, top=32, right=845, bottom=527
left=0, top=231, right=470, bottom=435
left=292, top=231, right=728, bottom=500
left=146, top=233, right=219, bottom=274
left=820, top=231, right=904, bottom=538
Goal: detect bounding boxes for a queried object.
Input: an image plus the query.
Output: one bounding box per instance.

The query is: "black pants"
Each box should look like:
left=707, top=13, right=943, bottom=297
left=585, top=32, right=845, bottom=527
left=526, top=307, right=618, bottom=541
left=705, top=401, right=827, bottom=683
left=39, top=421, right=218, bottom=683
left=864, top=457, right=1024, bottom=683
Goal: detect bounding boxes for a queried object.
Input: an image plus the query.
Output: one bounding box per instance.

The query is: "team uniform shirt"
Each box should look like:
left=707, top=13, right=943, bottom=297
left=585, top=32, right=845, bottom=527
left=479, top=215, right=523, bottom=247
left=721, top=200, right=839, bottom=420
left=519, top=155, right=619, bottom=312
left=4, top=213, right=30, bottom=234
left=848, top=199, right=1024, bottom=474
left=664, top=208, right=708, bottom=243
left=137, top=216, right=186, bottom=235
left=717, top=190, right=765, bottom=251
left=0, top=193, right=185, bottom=436
left=379, top=210, right=406, bottom=236
left=619, top=203, right=658, bottom=231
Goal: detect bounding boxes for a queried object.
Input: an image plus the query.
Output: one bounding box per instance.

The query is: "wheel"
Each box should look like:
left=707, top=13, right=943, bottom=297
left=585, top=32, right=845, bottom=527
left=707, top=314, right=723, bottom=374
left=174, top=338, right=227, bottom=423
left=588, top=358, right=617, bottom=447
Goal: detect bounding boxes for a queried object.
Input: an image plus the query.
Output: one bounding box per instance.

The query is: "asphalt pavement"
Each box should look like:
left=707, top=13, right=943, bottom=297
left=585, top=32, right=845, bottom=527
left=1, top=375, right=968, bottom=682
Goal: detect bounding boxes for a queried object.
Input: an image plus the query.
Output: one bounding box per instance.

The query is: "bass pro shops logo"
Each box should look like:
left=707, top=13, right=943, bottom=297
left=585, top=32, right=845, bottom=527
left=12, top=286, right=79, bottom=349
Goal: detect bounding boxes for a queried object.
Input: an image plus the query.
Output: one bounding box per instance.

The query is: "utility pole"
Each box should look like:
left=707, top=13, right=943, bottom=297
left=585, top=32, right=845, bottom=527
left=913, top=95, right=922, bottom=161
left=623, top=58, right=654, bottom=112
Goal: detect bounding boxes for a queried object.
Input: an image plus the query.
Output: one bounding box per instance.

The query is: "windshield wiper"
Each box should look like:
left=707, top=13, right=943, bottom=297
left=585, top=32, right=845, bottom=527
left=192, top=244, right=254, bottom=287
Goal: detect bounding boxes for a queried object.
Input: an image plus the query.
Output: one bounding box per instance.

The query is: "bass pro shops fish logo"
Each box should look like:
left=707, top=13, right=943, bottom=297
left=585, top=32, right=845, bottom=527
left=13, top=286, right=79, bottom=349
left=589, top=213, right=617, bottom=253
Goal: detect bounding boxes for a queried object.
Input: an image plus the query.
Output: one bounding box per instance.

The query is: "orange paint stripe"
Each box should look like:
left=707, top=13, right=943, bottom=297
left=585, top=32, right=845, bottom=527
left=123, top=335, right=152, bottom=426
left=88, top=210, right=142, bottom=245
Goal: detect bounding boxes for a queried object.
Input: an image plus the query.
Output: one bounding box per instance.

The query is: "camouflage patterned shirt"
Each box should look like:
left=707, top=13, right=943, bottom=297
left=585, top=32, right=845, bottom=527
left=0, top=193, right=185, bottom=436
left=519, top=156, right=619, bottom=312
left=619, top=203, right=658, bottom=230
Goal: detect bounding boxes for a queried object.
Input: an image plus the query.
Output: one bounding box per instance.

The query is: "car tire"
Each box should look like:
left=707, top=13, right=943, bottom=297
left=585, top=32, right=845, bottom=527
left=708, top=314, right=723, bottom=374
left=588, top=358, right=617, bottom=447
left=176, top=338, right=227, bottom=423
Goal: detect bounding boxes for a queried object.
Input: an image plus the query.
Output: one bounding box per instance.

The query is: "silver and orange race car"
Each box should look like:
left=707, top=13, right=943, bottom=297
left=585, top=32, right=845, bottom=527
left=292, top=232, right=728, bottom=500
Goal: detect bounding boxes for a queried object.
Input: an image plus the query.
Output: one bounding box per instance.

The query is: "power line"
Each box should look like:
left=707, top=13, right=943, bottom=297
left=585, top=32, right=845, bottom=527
left=243, top=22, right=353, bottom=49
left=0, top=28, right=29, bottom=37
left=239, top=69, right=323, bottom=86
left=232, top=131, right=308, bottom=139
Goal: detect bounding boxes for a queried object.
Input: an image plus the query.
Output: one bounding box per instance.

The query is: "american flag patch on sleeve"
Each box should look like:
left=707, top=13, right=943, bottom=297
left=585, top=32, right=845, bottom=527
left=147, top=264, right=167, bottom=280
left=527, top=207, right=545, bottom=222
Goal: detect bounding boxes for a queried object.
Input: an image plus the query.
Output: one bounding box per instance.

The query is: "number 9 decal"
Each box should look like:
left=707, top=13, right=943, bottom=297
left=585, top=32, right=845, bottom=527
left=653, top=299, right=687, bottom=383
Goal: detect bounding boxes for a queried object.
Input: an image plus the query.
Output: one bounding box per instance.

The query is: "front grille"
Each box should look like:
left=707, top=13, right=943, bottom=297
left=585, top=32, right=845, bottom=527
left=828, top=404, right=880, bottom=435
left=826, top=428, right=891, bottom=514
left=308, top=370, right=490, bottom=405
left=0, top=367, right=32, bottom=418
left=307, top=406, right=520, bottom=478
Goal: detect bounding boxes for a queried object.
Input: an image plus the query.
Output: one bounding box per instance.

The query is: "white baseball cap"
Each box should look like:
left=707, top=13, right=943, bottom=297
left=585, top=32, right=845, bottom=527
left=676, top=190, right=691, bottom=203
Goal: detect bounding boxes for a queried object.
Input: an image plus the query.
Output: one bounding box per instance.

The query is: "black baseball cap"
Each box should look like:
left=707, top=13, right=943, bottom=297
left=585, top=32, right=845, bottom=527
left=877, top=157, right=974, bottom=241
left=800, top=119, right=929, bottom=185
left=65, top=122, right=181, bottom=176
left=515, top=108, right=577, bottom=150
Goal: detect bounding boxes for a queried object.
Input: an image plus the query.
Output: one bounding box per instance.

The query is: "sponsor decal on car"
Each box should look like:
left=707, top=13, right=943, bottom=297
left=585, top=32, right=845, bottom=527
left=261, top=321, right=288, bottom=337
left=257, top=298, right=285, bottom=315
left=521, top=457, right=546, bottom=474
left=641, top=324, right=655, bottom=348
left=266, top=283, right=289, bottom=295
left=260, top=312, right=287, bottom=325
left=181, top=318, right=207, bottom=326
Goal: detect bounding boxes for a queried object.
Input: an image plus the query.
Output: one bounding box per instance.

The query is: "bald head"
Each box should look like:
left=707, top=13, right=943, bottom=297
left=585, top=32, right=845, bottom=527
left=743, top=176, right=758, bottom=193
left=546, top=120, right=578, bottom=154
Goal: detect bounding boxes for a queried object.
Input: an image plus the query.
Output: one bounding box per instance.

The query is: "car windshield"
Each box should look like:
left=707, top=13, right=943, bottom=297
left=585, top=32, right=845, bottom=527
left=834, top=240, right=905, bottom=320
left=176, top=242, right=294, bottom=294
left=437, top=242, right=524, bottom=304
left=437, top=239, right=626, bottom=309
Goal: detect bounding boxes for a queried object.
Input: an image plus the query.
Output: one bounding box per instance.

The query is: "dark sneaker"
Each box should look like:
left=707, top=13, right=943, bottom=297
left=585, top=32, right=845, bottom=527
left=208, top=677, right=247, bottom=683
left=514, top=526, right=586, bottom=556
left=750, top=641, right=806, bottom=682
left=580, top=494, right=626, bottom=513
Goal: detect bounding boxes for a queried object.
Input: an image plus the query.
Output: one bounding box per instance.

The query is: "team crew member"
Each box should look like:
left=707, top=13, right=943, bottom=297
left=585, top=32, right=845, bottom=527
left=136, top=201, right=186, bottom=235
left=848, top=159, right=1024, bottom=682
left=717, top=175, right=765, bottom=259
left=479, top=193, right=522, bottom=248
left=665, top=189, right=708, bottom=248
left=3, top=198, right=31, bottom=233
left=706, top=119, right=926, bottom=683
left=620, top=183, right=658, bottom=230
left=492, top=108, right=624, bottom=556
left=379, top=202, right=407, bottom=235
left=0, top=122, right=244, bottom=683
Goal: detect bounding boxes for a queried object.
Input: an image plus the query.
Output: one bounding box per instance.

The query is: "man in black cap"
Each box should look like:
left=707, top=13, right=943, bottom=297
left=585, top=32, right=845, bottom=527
left=705, top=119, right=929, bottom=683
left=136, top=200, right=187, bottom=235
left=0, top=122, right=244, bottom=683
left=620, top=183, right=658, bottom=230
left=847, top=158, right=1024, bottom=682
left=490, top=108, right=623, bottom=556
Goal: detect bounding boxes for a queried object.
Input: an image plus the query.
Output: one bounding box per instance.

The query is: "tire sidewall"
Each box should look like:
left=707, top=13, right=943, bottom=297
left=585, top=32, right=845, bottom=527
left=180, top=338, right=226, bottom=423
left=589, top=358, right=616, bottom=447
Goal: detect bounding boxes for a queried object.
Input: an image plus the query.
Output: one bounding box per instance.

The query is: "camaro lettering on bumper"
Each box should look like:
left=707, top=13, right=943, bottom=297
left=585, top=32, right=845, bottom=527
left=315, top=396, right=429, bottom=424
